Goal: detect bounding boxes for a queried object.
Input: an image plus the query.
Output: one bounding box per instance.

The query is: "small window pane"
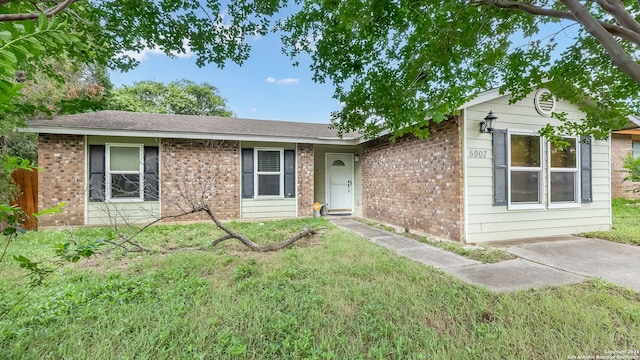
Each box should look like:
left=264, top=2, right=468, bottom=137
left=633, top=141, right=640, bottom=158
left=258, top=151, right=280, bottom=172
left=550, top=172, right=576, bottom=202
left=510, top=171, right=540, bottom=203
left=332, top=160, right=345, bottom=167
left=111, top=174, right=140, bottom=198
left=550, top=138, right=577, bottom=168
left=258, top=174, right=280, bottom=196
left=110, top=147, right=140, bottom=171
left=511, top=135, right=540, bottom=167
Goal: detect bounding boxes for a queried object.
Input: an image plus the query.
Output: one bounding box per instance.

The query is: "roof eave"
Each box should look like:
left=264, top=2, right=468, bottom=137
left=18, top=126, right=361, bottom=146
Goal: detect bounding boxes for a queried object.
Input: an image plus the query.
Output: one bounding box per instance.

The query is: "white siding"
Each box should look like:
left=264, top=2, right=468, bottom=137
left=87, top=202, right=160, bottom=226
left=241, top=198, right=297, bottom=219
left=464, top=91, right=611, bottom=243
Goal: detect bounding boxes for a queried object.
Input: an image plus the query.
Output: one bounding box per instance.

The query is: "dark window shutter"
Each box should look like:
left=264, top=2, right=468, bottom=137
left=493, top=129, right=508, bottom=206
left=580, top=136, right=593, bottom=203
left=144, top=146, right=159, bottom=201
left=89, top=145, right=105, bottom=202
left=242, top=148, right=254, bottom=198
left=284, top=150, right=295, bottom=198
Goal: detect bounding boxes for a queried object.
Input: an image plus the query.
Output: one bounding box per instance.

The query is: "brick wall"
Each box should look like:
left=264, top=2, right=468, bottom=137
left=362, top=118, right=464, bottom=241
left=611, top=134, right=636, bottom=199
left=38, top=134, right=85, bottom=227
left=160, top=139, right=240, bottom=221
left=297, top=143, right=314, bottom=217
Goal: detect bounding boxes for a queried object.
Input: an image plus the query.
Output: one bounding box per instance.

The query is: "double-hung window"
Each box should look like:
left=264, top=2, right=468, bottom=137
left=106, top=144, right=144, bottom=201
left=549, top=137, right=579, bottom=207
left=509, top=133, right=543, bottom=209
left=494, top=129, right=591, bottom=208
left=255, top=148, right=284, bottom=197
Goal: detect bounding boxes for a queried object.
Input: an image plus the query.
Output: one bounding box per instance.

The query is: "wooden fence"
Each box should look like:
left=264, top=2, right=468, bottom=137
left=11, top=168, right=38, bottom=230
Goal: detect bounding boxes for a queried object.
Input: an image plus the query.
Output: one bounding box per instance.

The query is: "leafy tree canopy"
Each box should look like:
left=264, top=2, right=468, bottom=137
left=108, top=80, right=233, bottom=117
left=279, top=0, right=640, bottom=140
left=1, top=0, right=639, bottom=141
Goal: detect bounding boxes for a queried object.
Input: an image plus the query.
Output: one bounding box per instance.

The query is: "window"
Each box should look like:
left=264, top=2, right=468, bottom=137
left=633, top=141, right=640, bottom=158
left=509, top=134, right=543, bottom=208
left=549, top=137, right=579, bottom=207
left=89, top=144, right=158, bottom=202
left=106, top=144, right=144, bottom=201
left=493, top=130, right=591, bottom=208
left=255, top=149, right=283, bottom=197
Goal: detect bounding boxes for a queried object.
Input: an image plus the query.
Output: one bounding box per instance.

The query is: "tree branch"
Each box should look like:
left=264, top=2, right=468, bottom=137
left=593, top=0, right=640, bottom=35
left=473, top=0, right=640, bottom=46
left=560, top=0, right=640, bottom=84
left=0, top=0, right=77, bottom=22
left=201, top=205, right=318, bottom=252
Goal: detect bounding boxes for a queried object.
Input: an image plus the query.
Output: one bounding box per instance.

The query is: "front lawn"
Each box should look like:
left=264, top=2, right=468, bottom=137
left=1, top=218, right=640, bottom=359
left=584, top=198, right=640, bottom=245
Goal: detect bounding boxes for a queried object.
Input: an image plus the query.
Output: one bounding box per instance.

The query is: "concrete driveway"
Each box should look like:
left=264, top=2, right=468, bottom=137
left=503, top=237, right=640, bottom=291
left=332, top=218, right=640, bottom=292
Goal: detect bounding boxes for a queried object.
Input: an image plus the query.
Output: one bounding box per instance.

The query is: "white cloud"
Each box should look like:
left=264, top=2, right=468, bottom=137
left=265, top=77, right=300, bottom=85
left=278, top=78, right=300, bottom=85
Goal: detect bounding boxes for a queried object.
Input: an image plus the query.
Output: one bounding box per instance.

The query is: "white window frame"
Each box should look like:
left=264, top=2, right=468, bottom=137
left=508, top=131, right=544, bottom=210
left=254, top=148, right=284, bottom=199
left=633, top=141, right=640, bottom=159
left=105, top=143, right=144, bottom=202
left=548, top=137, right=580, bottom=209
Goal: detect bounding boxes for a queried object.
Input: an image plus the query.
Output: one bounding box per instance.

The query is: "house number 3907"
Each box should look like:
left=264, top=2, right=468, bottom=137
left=468, top=149, right=488, bottom=158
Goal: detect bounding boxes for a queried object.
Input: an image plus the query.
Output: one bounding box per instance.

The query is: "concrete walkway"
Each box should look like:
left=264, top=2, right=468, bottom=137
left=331, top=218, right=640, bottom=292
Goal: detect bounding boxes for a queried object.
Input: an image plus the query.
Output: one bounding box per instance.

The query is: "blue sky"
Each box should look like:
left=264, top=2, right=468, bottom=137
left=109, top=33, right=338, bottom=124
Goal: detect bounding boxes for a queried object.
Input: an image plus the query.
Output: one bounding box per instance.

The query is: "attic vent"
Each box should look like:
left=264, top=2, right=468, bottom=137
left=534, top=88, right=556, bottom=117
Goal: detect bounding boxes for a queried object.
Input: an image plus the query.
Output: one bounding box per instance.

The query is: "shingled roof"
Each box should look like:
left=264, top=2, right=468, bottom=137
left=25, top=110, right=361, bottom=145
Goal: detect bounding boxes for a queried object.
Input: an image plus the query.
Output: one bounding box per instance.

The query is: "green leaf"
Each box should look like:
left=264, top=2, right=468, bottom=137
left=0, top=30, right=12, bottom=42
left=33, top=202, right=65, bottom=217
left=11, top=44, right=31, bottom=59
left=2, top=227, right=17, bottom=236
left=37, top=14, right=47, bottom=30
left=22, top=36, right=45, bottom=52
left=0, top=49, right=17, bottom=64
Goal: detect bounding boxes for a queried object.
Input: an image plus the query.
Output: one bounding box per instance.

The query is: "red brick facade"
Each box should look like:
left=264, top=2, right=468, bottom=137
left=36, top=136, right=320, bottom=226
left=611, top=134, right=637, bottom=199
left=361, top=118, right=464, bottom=241
left=160, top=139, right=241, bottom=221
left=38, top=134, right=85, bottom=227
left=297, top=143, right=315, bottom=217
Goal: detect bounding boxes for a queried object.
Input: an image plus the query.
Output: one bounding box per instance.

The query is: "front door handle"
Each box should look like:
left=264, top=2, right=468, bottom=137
left=347, top=180, right=352, bottom=193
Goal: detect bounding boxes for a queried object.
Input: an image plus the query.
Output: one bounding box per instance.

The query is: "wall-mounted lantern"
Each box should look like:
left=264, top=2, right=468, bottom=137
left=480, top=111, right=497, bottom=134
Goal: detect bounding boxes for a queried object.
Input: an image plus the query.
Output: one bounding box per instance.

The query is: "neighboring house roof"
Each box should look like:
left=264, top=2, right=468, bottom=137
left=23, top=110, right=361, bottom=145
left=614, top=115, right=640, bottom=132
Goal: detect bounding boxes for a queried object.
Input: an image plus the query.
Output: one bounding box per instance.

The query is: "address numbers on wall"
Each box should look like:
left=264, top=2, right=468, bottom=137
left=467, top=149, right=489, bottom=158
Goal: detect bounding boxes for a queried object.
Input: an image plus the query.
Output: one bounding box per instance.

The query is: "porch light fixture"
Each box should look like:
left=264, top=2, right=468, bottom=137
left=354, top=155, right=360, bottom=162
left=480, top=111, right=497, bottom=134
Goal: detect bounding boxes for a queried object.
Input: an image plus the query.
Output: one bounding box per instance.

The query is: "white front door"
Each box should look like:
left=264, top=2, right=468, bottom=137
left=326, top=153, right=354, bottom=213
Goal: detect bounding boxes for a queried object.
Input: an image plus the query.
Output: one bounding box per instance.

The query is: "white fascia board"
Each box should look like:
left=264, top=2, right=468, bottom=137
left=18, top=126, right=361, bottom=146
left=458, top=88, right=509, bottom=109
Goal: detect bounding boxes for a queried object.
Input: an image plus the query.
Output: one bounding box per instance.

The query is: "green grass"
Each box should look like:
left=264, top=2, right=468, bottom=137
left=584, top=198, right=640, bottom=245
left=360, top=219, right=515, bottom=263
left=1, top=218, right=640, bottom=359
left=416, top=237, right=516, bottom=263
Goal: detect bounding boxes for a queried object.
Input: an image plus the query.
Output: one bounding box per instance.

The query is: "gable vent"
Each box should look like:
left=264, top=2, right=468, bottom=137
left=534, top=88, right=556, bottom=117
